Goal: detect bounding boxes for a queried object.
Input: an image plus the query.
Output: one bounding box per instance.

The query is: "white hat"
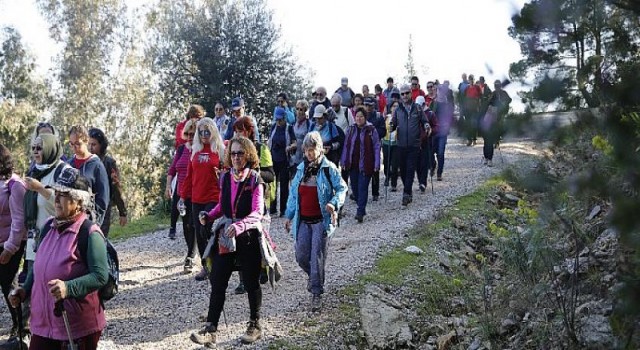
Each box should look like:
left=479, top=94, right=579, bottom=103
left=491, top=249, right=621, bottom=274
left=313, top=105, right=327, bottom=118
left=415, top=95, right=426, bottom=106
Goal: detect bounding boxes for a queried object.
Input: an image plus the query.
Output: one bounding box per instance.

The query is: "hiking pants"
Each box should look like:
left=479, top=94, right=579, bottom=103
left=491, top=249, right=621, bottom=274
left=483, top=129, right=499, bottom=161
left=433, top=134, right=448, bottom=177
left=0, top=242, right=25, bottom=329
left=207, top=231, right=262, bottom=326
left=30, top=330, right=101, bottom=350
left=396, top=146, right=418, bottom=197
left=417, top=140, right=434, bottom=187
left=382, top=144, right=398, bottom=188
left=100, top=204, right=113, bottom=237
left=370, top=170, right=380, bottom=198
left=295, top=221, right=328, bottom=295
left=191, top=201, right=217, bottom=261
left=270, top=161, right=289, bottom=215
left=350, top=170, right=372, bottom=217
left=172, top=192, right=196, bottom=258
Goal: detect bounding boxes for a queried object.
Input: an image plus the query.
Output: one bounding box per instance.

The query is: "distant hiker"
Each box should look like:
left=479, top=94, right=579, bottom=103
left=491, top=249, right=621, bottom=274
left=175, top=104, right=205, bottom=149
left=224, top=97, right=261, bottom=142
left=481, top=80, right=512, bottom=167
left=335, top=77, right=356, bottom=107
left=166, top=120, right=196, bottom=272
left=88, top=128, right=128, bottom=237
left=285, top=131, right=347, bottom=312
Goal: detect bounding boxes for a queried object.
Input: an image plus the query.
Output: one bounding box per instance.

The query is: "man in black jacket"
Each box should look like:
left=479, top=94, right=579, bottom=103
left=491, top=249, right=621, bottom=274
left=364, top=97, right=386, bottom=201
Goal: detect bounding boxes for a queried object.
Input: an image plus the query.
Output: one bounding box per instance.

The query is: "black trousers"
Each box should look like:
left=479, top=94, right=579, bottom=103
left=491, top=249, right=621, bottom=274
left=271, top=161, right=290, bottom=215
left=207, top=230, right=262, bottom=326
left=172, top=192, right=195, bottom=258
left=0, top=242, right=25, bottom=328
left=191, top=202, right=216, bottom=261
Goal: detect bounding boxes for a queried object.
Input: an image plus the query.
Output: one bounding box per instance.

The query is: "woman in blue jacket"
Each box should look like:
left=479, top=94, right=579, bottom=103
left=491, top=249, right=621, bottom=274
left=284, top=131, right=346, bottom=313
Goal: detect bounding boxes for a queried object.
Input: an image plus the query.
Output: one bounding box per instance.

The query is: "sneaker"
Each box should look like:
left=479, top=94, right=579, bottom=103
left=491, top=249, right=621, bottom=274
left=2, top=332, right=31, bottom=350
left=184, top=257, right=194, bottom=274
left=355, top=215, right=364, bottom=223
left=487, top=159, right=493, bottom=167
left=240, top=320, right=262, bottom=344
left=190, top=324, right=217, bottom=348
left=391, top=186, right=397, bottom=192
left=437, top=175, right=443, bottom=181
left=402, top=196, right=411, bottom=206
left=349, top=194, right=356, bottom=201
left=419, top=184, right=426, bottom=193
left=311, top=294, right=322, bottom=312
left=466, top=140, right=473, bottom=147
left=234, top=282, right=246, bottom=294
left=473, top=139, right=477, bottom=146
left=195, top=267, right=208, bottom=281
left=372, top=195, right=379, bottom=202
left=168, top=229, right=176, bottom=240
left=482, top=158, right=488, bottom=165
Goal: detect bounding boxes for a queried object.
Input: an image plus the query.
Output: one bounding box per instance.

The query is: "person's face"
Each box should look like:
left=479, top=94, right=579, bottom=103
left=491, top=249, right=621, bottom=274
left=230, top=142, right=247, bottom=170
left=387, top=81, right=393, bottom=89
left=391, top=102, right=399, bottom=114
left=400, top=90, right=412, bottom=103
left=365, top=104, right=375, bottom=113
left=68, top=133, right=87, bottom=155
left=31, top=138, right=44, bottom=164
left=304, top=147, right=320, bottom=163
left=331, top=100, right=341, bottom=110
left=315, top=90, right=326, bottom=101
left=88, top=137, right=101, bottom=155
left=362, top=85, right=369, bottom=95
left=494, top=83, right=502, bottom=91
left=315, top=115, right=326, bottom=126
left=214, top=104, right=225, bottom=116
left=235, top=127, right=250, bottom=139
left=54, top=191, right=78, bottom=219
left=411, top=80, right=419, bottom=89
left=38, top=126, right=54, bottom=135
left=355, top=111, right=366, bottom=127
left=276, top=97, right=286, bottom=107
left=184, top=128, right=195, bottom=145
left=426, top=84, right=435, bottom=95
left=354, top=97, right=363, bottom=106
left=232, top=107, right=244, bottom=117
left=198, top=127, right=212, bottom=144
left=296, top=104, right=307, bottom=118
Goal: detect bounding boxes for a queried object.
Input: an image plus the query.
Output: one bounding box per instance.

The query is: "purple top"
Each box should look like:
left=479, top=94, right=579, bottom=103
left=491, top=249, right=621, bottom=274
left=207, top=169, right=264, bottom=235
left=0, top=174, right=27, bottom=254
left=168, top=145, right=192, bottom=194
left=340, top=122, right=381, bottom=172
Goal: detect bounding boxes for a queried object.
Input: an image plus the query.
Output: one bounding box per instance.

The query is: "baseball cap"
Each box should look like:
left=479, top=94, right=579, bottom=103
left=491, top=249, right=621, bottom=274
left=231, top=97, right=244, bottom=111
left=313, top=105, right=327, bottom=118
left=341, top=77, right=348, bottom=86
left=364, top=97, right=376, bottom=106
left=48, top=167, right=90, bottom=194
left=399, top=84, right=411, bottom=93
left=415, top=96, right=426, bottom=106
left=274, top=107, right=286, bottom=120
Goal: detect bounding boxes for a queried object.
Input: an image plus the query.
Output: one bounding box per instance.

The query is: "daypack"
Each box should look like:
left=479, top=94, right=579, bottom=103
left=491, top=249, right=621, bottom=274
left=322, top=166, right=343, bottom=227
left=41, top=218, right=119, bottom=305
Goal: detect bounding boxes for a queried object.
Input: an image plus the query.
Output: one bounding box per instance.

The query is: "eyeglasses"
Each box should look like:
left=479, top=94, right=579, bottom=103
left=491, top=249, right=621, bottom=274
left=230, top=151, right=246, bottom=158
left=31, top=145, right=43, bottom=151
left=400, top=92, right=411, bottom=96
left=277, top=99, right=285, bottom=104
left=198, top=129, right=211, bottom=137
left=427, top=85, right=434, bottom=89
left=214, top=107, right=224, bottom=111
left=296, top=107, right=306, bottom=111
left=411, top=82, right=418, bottom=86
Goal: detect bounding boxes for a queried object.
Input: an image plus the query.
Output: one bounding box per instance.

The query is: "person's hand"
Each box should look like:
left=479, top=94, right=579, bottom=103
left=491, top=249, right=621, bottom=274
left=213, top=167, right=220, bottom=178
left=119, top=216, right=128, bottom=226
left=48, top=279, right=67, bottom=302
left=0, top=249, right=13, bottom=264
left=24, top=177, right=44, bottom=192
left=284, top=219, right=292, bottom=233
left=199, top=211, right=209, bottom=225
left=9, top=288, right=25, bottom=308
left=225, top=225, right=237, bottom=238
left=326, top=204, right=337, bottom=226
left=164, top=186, right=172, bottom=199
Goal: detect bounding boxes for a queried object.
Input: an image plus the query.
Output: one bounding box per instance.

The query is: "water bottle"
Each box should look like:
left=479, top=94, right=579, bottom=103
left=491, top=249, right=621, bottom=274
left=177, top=199, right=186, bottom=217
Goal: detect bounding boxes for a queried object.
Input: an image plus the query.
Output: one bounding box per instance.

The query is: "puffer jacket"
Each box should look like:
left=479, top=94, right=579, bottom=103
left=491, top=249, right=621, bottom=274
left=391, top=102, right=428, bottom=148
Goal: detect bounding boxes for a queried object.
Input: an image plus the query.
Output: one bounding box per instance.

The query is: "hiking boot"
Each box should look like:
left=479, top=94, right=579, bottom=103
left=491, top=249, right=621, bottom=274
left=372, top=195, right=379, bottom=202
left=240, top=320, right=262, bottom=344
left=383, top=179, right=389, bottom=187
left=234, top=282, right=246, bottom=294
left=355, top=215, right=364, bottom=223
left=190, top=324, right=217, bottom=348
left=401, top=196, right=412, bottom=206
left=195, top=267, right=208, bottom=281
left=437, top=175, right=443, bottom=181
left=419, top=184, right=426, bottom=193
left=466, top=140, right=473, bottom=146
left=168, top=229, right=176, bottom=240
left=349, top=194, right=356, bottom=201
left=390, top=186, right=397, bottom=192
left=311, top=294, right=322, bottom=312
left=184, top=257, right=194, bottom=274
left=487, top=159, right=493, bottom=167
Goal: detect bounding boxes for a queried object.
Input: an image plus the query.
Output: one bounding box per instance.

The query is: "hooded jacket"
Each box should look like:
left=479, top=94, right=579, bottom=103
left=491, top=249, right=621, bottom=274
left=391, top=102, right=429, bottom=148
left=68, top=154, right=110, bottom=226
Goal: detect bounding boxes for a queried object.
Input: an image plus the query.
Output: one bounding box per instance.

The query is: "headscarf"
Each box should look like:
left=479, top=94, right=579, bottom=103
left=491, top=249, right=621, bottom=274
left=25, top=134, right=64, bottom=229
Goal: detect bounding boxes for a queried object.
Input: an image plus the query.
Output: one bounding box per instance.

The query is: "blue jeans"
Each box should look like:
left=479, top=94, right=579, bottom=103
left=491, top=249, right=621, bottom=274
left=396, top=146, right=418, bottom=196
left=349, top=169, right=372, bottom=217
left=295, top=221, right=328, bottom=295
left=433, top=134, right=448, bottom=176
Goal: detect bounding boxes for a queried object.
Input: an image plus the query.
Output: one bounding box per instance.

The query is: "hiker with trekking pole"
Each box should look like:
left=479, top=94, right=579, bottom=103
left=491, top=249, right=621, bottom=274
left=481, top=80, right=512, bottom=167
left=382, top=100, right=400, bottom=199
left=9, top=167, right=109, bottom=350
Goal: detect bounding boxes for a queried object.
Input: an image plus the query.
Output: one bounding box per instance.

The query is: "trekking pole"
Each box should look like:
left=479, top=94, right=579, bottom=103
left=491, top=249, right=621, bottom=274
left=54, top=301, right=78, bottom=350
left=497, top=138, right=505, bottom=164
left=16, top=301, right=25, bottom=350
left=222, top=307, right=228, bottom=329
left=384, top=140, right=390, bottom=203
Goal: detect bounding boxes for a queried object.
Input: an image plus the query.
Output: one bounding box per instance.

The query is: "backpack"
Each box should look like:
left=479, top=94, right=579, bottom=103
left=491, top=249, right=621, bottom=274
left=41, top=218, right=119, bottom=305
left=322, top=166, right=343, bottom=227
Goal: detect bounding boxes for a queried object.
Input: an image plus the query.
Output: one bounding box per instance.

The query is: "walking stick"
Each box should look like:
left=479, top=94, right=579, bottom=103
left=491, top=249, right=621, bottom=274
left=16, top=302, right=25, bottom=350
left=54, top=301, right=79, bottom=350
left=385, top=140, right=390, bottom=203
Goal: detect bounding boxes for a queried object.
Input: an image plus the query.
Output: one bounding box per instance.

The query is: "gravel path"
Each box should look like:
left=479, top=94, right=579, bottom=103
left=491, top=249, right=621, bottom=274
left=0, top=136, right=541, bottom=349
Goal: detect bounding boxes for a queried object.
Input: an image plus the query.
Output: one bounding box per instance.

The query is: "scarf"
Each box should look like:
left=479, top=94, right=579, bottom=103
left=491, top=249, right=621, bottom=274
left=25, top=134, right=64, bottom=229
left=302, top=157, right=322, bottom=183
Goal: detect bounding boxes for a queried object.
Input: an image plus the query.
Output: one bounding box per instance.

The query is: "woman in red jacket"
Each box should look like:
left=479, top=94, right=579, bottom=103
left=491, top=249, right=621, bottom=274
left=180, top=117, right=225, bottom=281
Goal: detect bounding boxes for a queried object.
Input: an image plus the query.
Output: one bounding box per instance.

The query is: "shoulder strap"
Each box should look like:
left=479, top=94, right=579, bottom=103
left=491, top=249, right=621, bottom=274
left=77, top=218, right=99, bottom=266
left=323, top=167, right=332, bottom=192
left=6, top=179, right=15, bottom=196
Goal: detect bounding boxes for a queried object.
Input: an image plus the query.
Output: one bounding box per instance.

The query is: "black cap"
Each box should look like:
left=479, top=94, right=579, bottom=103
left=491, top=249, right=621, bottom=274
left=49, top=167, right=90, bottom=193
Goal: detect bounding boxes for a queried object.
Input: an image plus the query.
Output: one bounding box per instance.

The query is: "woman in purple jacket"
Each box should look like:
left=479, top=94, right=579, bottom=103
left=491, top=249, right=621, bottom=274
left=0, top=144, right=27, bottom=340
left=340, top=107, right=381, bottom=223
left=10, top=167, right=108, bottom=350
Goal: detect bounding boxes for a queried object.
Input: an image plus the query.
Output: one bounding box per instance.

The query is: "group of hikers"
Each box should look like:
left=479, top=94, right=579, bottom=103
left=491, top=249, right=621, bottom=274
left=0, top=72, right=511, bottom=349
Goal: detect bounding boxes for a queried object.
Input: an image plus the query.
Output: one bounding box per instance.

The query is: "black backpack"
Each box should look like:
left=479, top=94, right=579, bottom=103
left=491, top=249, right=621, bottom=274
left=41, top=218, right=119, bottom=305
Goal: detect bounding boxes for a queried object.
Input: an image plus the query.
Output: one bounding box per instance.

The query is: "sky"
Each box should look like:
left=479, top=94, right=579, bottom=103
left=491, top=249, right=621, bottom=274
left=0, top=0, right=528, bottom=110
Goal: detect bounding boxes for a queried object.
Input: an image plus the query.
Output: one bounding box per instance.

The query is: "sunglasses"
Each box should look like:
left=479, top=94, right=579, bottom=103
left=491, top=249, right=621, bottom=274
left=231, top=151, right=246, bottom=158
left=198, top=129, right=211, bottom=137
left=427, top=86, right=434, bottom=89
left=411, top=82, right=418, bottom=86
left=296, top=107, right=306, bottom=111
left=400, top=92, right=411, bottom=96
left=277, top=99, right=285, bottom=104
left=31, top=145, right=43, bottom=152
left=214, top=107, right=224, bottom=111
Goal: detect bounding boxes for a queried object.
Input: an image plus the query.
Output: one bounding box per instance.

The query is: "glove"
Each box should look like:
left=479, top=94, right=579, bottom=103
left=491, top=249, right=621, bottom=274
left=198, top=211, right=209, bottom=225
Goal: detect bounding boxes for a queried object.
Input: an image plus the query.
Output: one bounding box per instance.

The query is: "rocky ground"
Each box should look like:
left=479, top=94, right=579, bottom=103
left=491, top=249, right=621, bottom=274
left=0, top=136, right=541, bottom=349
